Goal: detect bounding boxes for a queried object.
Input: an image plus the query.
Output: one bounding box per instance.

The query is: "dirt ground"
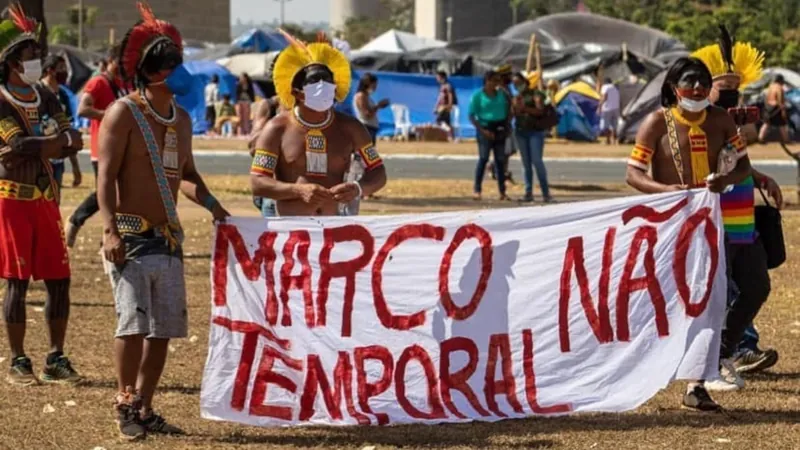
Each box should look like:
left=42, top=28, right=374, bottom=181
left=189, top=136, right=800, bottom=161
left=0, top=176, right=798, bottom=450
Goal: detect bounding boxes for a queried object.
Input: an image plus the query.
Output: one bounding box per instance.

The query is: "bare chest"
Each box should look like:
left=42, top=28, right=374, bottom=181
left=122, top=117, right=190, bottom=189
left=278, top=125, right=354, bottom=185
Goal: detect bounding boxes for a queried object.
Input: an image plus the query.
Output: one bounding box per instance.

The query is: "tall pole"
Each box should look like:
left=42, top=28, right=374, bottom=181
left=78, top=0, right=84, bottom=49
left=275, top=0, right=292, bottom=26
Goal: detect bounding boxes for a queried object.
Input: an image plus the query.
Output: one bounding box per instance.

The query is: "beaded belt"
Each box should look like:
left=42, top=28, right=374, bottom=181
left=115, top=213, right=184, bottom=252
left=0, top=180, right=55, bottom=201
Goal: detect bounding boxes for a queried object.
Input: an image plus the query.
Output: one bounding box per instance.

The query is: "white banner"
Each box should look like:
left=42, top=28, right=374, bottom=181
left=201, top=190, right=726, bottom=427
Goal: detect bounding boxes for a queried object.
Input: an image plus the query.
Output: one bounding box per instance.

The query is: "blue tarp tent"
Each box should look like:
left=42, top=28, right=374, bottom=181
left=351, top=71, right=483, bottom=138
left=553, top=81, right=600, bottom=141
left=231, top=29, right=288, bottom=53
left=179, top=61, right=238, bottom=134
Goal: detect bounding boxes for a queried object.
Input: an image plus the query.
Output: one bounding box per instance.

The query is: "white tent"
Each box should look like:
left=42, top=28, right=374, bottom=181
left=358, top=29, right=446, bottom=53
left=218, top=52, right=280, bottom=78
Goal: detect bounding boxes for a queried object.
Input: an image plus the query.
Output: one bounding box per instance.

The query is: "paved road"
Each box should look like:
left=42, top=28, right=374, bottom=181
left=72, top=153, right=799, bottom=185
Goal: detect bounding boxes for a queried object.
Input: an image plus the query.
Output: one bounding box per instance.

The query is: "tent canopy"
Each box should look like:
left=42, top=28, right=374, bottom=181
left=219, top=52, right=281, bottom=79
left=231, top=29, right=288, bottom=53
left=180, top=61, right=239, bottom=134
left=501, top=13, right=686, bottom=62
left=358, top=29, right=445, bottom=53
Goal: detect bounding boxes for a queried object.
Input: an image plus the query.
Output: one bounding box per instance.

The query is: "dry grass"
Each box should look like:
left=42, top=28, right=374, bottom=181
left=1, top=175, right=799, bottom=450
left=189, top=137, right=800, bottom=161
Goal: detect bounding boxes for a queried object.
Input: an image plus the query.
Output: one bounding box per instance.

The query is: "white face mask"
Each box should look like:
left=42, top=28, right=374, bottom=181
left=303, top=80, right=336, bottom=112
left=18, top=59, right=42, bottom=86
left=677, top=96, right=709, bottom=113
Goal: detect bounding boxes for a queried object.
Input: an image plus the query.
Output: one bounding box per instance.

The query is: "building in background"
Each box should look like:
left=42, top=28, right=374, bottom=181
left=416, top=0, right=513, bottom=42
left=45, top=0, right=231, bottom=47
left=330, top=0, right=390, bottom=32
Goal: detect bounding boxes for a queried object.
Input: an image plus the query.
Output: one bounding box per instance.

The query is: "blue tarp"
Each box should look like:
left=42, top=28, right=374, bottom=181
left=352, top=71, right=483, bottom=138
left=231, top=29, right=288, bottom=53
left=179, top=61, right=239, bottom=134
left=556, top=92, right=599, bottom=142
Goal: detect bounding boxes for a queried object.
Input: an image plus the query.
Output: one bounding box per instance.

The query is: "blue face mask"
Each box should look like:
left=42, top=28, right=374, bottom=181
left=164, top=64, right=194, bottom=96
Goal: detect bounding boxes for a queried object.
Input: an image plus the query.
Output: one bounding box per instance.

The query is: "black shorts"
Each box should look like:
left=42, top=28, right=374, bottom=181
left=436, top=110, right=452, bottom=126
left=205, top=105, right=216, bottom=125
left=765, top=105, right=787, bottom=126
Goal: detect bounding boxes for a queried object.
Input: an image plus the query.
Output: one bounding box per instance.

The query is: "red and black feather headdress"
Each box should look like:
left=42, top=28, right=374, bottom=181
left=119, top=2, right=182, bottom=82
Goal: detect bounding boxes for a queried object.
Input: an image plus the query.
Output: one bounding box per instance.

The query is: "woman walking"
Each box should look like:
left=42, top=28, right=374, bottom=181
left=512, top=72, right=556, bottom=203
left=235, top=73, right=256, bottom=136
left=353, top=73, right=389, bottom=143
left=469, top=70, right=511, bottom=201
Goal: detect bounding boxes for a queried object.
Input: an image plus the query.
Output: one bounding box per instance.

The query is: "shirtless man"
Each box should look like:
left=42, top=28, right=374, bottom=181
left=759, top=74, right=790, bottom=144
left=249, top=95, right=277, bottom=217
left=626, top=56, right=752, bottom=412
left=693, top=30, right=782, bottom=383
left=0, top=5, right=83, bottom=386
left=251, top=33, right=386, bottom=216
left=97, top=3, right=228, bottom=440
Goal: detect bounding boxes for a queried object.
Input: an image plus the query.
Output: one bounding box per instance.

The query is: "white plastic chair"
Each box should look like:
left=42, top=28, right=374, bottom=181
left=451, top=105, right=460, bottom=139
left=390, top=104, right=412, bottom=141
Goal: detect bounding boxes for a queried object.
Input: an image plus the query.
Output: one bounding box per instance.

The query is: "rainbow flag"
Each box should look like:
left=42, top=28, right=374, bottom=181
left=720, top=175, right=756, bottom=244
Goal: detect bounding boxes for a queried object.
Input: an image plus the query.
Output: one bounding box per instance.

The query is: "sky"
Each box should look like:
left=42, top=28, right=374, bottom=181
left=231, top=0, right=330, bottom=24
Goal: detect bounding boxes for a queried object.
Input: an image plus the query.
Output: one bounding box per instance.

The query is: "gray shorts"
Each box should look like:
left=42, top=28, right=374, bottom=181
left=106, top=254, right=188, bottom=339
left=599, top=109, right=620, bottom=132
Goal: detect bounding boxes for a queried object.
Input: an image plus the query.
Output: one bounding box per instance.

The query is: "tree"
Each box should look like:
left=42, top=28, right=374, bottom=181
left=48, top=3, right=98, bottom=48
left=341, top=0, right=413, bottom=48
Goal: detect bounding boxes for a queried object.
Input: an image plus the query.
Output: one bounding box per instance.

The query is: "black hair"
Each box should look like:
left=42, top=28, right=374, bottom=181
left=357, top=73, right=376, bottom=93
left=107, top=43, right=121, bottom=61
left=604, top=77, right=612, bottom=84
left=0, top=40, right=38, bottom=84
left=660, top=56, right=712, bottom=107
left=290, top=63, right=334, bottom=91
left=211, top=74, right=219, bottom=83
left=483, top=70, right=497, bottom=84
left=135, top=38, right=183, bottom=87
left=222, top=93, right=231, bottom=101
left=775, top=74, right=785, bottom=84
left=43, top=53, right=64, bottom=73
left=436, top=71, right=447, bottom=80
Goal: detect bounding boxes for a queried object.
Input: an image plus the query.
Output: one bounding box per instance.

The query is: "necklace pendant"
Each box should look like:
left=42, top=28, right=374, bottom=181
left=163, top=126, right=179, bottom=178
left=305, top=128, right=328, bottom=177
left=26, top=107, right=38, bottom=123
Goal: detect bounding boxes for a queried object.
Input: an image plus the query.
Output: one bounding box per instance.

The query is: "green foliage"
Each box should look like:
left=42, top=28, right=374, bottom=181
left=340, top=0, right=414, bottom=49
left=48, top=3, right=99, bottom=47
left=579, top=0, right=800, bottom=68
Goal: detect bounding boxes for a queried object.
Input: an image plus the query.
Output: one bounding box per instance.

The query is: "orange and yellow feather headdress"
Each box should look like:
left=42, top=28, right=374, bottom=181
left=691, top=25, right=763, bottom=90
left=272, top=30, right=351, bottom=109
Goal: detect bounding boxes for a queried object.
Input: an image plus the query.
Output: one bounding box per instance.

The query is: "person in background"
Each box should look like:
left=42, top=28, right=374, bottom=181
left=512, top=72, right=555, bottom=203
left=249, top=95, right=278, bottom=217
left=40, top=53, right=81, bottom=196
left=214, top=94, right=240, bottom=135
left=235, top=72, right=255, bottom=136
left=546, top=79, right=561, bottom=105
left=487, top=64, right=516, bottom=187
left=435, top=71, right=457, bottom=141
left=204, top=74, right=220, bottom=135
left=597, top=77, right=621, bottom=145
left=353, top=73, right=389, bottom=205
left=354, top=73, right=388, bottom=143
left=65, top=44, right=128, bottom=247
left=469, top=70, right=510, bottom=201
left=759, top=74, right=790, bottom=144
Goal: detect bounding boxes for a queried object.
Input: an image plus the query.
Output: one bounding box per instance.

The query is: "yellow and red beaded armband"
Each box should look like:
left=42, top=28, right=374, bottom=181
left=627, top=144, right=654, bottom=171
left=250, top=149, right=279, bottom=176
left=0, top=116, right=22, bottom=143
left=357, top=143, right=383, bottom=171
left=728, top=133, right=748, bottom=159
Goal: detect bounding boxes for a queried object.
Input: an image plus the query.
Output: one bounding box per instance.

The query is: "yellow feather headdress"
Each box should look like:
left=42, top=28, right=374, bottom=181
left=691, top=26, right=764, bottom=90
left=272, top=29, right=351, bottom=109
